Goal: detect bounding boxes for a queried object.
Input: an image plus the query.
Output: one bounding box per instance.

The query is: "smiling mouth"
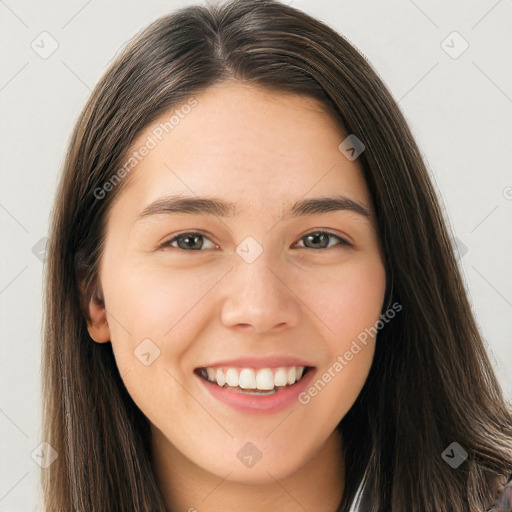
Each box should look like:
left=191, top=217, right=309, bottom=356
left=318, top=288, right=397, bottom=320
left=195, top=366, right=313, bottom=395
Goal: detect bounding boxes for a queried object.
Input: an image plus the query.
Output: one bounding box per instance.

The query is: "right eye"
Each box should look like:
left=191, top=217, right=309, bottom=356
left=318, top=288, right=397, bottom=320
left=160, top=232, right=218, bottom=251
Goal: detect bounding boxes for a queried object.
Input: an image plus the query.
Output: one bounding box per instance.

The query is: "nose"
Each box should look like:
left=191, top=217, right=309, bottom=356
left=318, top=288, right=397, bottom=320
left=220, top=255, right=302, bottom=334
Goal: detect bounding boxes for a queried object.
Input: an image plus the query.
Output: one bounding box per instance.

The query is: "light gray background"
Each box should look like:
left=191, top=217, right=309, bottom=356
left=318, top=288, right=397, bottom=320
left=1, top=0, right=511, bottom=510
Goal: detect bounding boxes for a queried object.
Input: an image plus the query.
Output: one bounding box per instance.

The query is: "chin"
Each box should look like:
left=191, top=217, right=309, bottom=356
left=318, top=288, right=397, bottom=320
left=204, top=450, right=307, bottom=485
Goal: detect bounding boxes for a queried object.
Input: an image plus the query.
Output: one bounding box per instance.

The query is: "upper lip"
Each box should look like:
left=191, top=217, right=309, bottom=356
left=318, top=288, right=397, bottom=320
left=196, top=356, right=315, bottom=369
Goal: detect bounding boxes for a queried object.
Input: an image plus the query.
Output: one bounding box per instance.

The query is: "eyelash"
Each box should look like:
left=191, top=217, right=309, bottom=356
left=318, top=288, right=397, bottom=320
left=160, top=230, right=352, bottom=251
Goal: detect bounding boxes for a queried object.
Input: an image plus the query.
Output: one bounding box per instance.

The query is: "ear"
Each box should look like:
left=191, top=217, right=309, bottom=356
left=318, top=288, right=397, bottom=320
left=87, top=290, right=111, bottom=343
left=81, top=278, right=110, bottom=344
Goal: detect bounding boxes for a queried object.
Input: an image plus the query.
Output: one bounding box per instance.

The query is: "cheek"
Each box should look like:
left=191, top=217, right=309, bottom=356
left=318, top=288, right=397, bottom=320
left=294, top=254, right=385, bottom=411
left=319, top=258, right=385, bottom=411
left=297, top=272, right=383, bottom=425
left=303, top=346, right=375, bottom=431
left=100, top=259, right=224, bottom=361
left=100, top=260, right=219, bottom=420
left=297, top=254, right=386, bottom=345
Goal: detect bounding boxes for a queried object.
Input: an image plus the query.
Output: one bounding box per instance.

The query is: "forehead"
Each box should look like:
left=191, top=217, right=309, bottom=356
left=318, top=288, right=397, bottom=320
left=116, top=81, right=372, bottom=215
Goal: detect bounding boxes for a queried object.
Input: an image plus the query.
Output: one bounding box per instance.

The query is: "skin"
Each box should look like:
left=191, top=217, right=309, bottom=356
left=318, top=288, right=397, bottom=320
left=87, top=80, right=386, bottom=512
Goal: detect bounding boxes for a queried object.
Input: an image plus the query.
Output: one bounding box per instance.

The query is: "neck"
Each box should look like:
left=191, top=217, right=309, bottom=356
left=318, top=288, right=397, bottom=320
left=151, top=428, right=345, bottom=512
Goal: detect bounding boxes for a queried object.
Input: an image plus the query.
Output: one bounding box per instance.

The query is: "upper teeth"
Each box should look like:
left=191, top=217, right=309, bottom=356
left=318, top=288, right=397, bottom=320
left=202, top=366, right=306, bottom=390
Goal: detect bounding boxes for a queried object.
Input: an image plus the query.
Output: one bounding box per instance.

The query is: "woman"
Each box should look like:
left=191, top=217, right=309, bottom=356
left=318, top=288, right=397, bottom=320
left=41, top=0, right=512, bottom=510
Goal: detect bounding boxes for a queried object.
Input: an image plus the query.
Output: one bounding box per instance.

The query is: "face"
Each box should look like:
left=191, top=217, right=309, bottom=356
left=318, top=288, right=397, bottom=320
left=87, top=80, right=386, bottom=485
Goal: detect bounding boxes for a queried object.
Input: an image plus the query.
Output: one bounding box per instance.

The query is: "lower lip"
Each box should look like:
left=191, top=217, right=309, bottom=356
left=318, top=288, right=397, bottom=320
left=197, top=368, right=316, bottom=413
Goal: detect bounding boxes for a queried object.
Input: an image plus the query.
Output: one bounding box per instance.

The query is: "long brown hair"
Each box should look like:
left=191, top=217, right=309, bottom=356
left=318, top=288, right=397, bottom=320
left=41, top=0, right=512, bottom=510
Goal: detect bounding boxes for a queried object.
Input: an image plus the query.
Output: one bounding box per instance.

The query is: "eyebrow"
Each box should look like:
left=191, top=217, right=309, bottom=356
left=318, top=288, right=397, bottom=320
left=137, top=194, right=372, bottom=220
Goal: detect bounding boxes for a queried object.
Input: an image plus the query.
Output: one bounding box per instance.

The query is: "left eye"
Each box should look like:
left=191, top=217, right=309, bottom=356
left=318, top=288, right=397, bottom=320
left=294, top=231, right=351, bottom=250
left=160, top=231, right=350, bottom=251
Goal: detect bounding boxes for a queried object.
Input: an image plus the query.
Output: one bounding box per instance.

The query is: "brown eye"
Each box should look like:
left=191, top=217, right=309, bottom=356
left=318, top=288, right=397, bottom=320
left=161, top=232, right=217, bottom=251
left=295, top=231, right=351, bottom=250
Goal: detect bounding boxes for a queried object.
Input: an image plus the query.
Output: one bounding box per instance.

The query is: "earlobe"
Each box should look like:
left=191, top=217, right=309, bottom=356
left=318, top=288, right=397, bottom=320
left=87, top=288, right=111, bottom=344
